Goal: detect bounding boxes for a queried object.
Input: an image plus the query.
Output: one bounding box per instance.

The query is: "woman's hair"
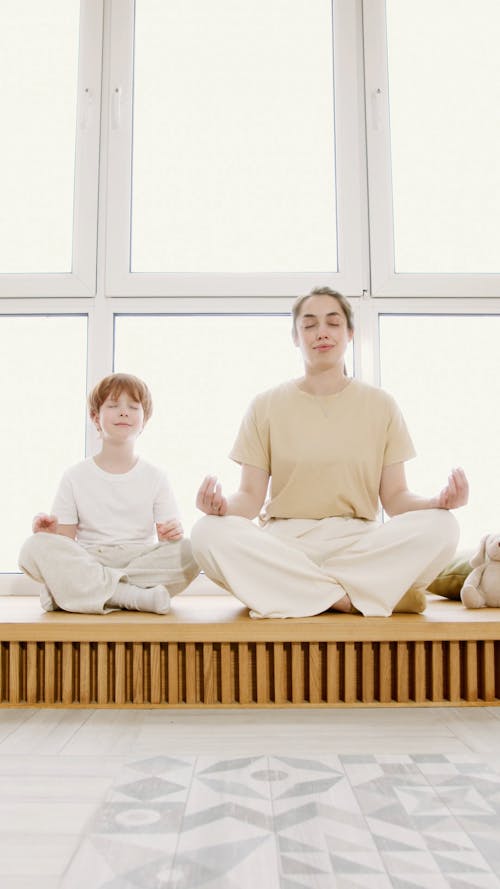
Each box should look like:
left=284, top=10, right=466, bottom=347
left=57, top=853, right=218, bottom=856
left=291, top=287, right=354, bottom=333
left=88, top=373, right=153, bottom=423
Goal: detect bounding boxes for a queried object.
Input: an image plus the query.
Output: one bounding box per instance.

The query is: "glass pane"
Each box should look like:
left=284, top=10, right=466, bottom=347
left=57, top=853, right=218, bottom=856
left=386, top=0, right=500, bottom=273
left=0, top=1, right=80, bottom=273
left=379, top=315, right=500, bottom=548
left=0, top=317, right=87, bottom=572
left=131, top=0, right=337, bottom=273
left=114, top=315, right=353, bottom=532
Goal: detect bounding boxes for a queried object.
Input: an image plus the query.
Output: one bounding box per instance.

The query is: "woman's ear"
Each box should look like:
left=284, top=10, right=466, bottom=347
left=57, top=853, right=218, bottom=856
left=291, top=326, right=299, bottom=346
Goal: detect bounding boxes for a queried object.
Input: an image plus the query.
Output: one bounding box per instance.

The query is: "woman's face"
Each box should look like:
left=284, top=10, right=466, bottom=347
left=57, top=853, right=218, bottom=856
left=293, top=294, right=353, bottom=371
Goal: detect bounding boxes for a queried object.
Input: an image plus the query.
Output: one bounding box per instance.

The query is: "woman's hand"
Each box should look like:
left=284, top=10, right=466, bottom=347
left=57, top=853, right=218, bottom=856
left=435, top=467, right=469, bottom=510
left=32, top=513, right=59, bottom=534
left=157, top=519, right=184, bottom=541
left=196, top=475, right=228, bottom=516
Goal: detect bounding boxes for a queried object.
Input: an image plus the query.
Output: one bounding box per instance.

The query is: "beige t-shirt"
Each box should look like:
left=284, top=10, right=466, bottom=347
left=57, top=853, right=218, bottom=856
left=230, top=379, right=416, bottom=523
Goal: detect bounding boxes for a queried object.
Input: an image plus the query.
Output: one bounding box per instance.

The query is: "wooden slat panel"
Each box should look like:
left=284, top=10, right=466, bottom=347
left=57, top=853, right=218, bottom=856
left=27, top=642, right=38, bottom=704
left=44, top=642, right=55, bottom=705
left=114, top=643, right=126, bottom=705
left=481, top=641, right=496, bottom=702
left=62, top=642, right=74, bottom=705
left=361, top=642, right=374, bottom=704
left=308, top=642, right=322, bottom=704
left=447, top=641, right=461, bottom=703
left=413, top=641, right=426, bottom=703
left=97, top=642, right=109, bottom=705
left=464, top=641, right=478, bottom=702
left=291, top=642, right=304, bottom=704
left=150, top=643, right=161, bottom=704
left=396, top=642, right=409, bottom=703
left=431, top=642, right=444, bottom=703
left=256, top=642, right=269, bottom=704
left=79, top=642, right=91, bottom=705
left=185, top=643, right=197, bottom=705
left=202, top=643, right=216, bottom=705
left=238, top=643, right=250, bottom=704
left=167, top=643, right=179, bottom=704
left=378, top=642, right=392, bottom=703
left=326, top=642, right=340, bottom=703
left=273, top=643, right=286, bottom=704
left=132, top=643, right=144, bottom=704
left=9, top=642, right=21, bottom=705
left=344, top=643, right=356, bottom=704
left=220, top=643, right=233, bottom=704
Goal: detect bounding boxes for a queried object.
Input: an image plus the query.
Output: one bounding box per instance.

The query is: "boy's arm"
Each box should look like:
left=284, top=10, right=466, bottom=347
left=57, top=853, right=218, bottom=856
left=154, top=469, right=183, bottom=541
left=32, top=513, right=78, bottom=539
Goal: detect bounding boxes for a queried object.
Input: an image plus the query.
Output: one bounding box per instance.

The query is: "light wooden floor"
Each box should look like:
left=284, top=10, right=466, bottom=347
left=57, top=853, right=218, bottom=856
left=2, top=705, right=500, bottom=888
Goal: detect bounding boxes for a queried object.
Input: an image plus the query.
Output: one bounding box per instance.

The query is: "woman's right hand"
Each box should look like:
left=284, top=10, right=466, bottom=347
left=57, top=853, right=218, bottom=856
left=196, top=475, right=228, bottom=516
left=32, top=513, right=59, bottom=534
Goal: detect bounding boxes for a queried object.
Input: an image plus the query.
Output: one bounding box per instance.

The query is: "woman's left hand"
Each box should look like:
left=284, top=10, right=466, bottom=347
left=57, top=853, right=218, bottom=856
left=435, top=467, right=469, bottom=509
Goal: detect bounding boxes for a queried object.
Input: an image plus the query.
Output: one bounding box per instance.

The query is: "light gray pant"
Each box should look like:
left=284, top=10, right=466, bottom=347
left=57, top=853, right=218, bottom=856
left=190, top=509, right=459, bottom=617
left=18, top=533, right=200, bottom=614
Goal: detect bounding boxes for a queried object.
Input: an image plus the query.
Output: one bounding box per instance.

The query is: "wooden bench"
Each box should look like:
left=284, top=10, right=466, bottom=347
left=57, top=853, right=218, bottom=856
left=1, top=594, right=499, bottom=708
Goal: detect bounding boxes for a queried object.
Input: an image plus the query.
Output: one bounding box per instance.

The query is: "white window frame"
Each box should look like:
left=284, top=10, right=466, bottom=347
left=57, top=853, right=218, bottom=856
left=363, top=0, right=500, bottom=298
left=105, top=0, right=368, bottom=298
left=0, top=0, right=103, bottom=298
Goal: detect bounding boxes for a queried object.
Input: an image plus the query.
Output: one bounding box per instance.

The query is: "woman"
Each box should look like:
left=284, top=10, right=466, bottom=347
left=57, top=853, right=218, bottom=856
left=191, top=288, right=468, bottom=617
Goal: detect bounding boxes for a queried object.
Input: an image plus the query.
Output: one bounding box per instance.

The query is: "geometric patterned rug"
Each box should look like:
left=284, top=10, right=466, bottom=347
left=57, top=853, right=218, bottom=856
left=60, top=753, right=500, bottom=888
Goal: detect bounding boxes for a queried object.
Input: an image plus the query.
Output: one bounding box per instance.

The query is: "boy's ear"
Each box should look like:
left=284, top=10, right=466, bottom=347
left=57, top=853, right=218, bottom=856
left=90, top=411, right=101, bottom=431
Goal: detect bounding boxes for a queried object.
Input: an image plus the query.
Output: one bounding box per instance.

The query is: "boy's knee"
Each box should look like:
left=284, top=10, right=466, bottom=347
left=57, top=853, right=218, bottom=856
left=18, top=534, right=43, bottom=575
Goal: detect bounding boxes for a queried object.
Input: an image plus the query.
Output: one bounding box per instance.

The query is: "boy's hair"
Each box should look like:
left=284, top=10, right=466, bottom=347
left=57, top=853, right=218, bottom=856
left=88, top=373, right=153, bottom=423
left=291, top=287, right=354, bottom=334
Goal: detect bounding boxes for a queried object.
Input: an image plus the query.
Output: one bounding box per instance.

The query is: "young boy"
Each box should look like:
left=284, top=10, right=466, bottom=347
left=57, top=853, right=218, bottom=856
left=18, top=373, right=199, bottom=614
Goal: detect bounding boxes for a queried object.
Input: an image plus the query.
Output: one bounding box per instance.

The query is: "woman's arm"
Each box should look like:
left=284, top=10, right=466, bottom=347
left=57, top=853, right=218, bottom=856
left=196, top=464, right=270, bottom=519
left=380, top=463, right=469, bottom=517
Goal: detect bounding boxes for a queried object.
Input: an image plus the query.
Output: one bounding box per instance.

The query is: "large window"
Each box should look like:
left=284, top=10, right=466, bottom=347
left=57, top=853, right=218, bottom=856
left=132, top=1, right=338, bottom=275
left=379, top=313, right=500, bottom=548
left=0, top=315, right=87, bottom=573
left=2, top=0, right=500, bottom=585
left=0, top=0, right=102, bottom=297
left=105, top=0, right=366, bottom=295
left=364, top=0, right=500, bottom=295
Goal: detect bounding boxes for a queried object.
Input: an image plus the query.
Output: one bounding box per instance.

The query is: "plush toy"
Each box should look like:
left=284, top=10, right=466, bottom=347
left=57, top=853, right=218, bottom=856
left=461, top=534, right=500, bottom=608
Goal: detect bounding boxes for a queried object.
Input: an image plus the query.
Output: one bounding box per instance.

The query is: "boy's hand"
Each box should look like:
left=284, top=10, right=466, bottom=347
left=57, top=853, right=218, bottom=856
left=32, top=513, right=59, bottom=534
left=156, top=519, right=184, bottom=541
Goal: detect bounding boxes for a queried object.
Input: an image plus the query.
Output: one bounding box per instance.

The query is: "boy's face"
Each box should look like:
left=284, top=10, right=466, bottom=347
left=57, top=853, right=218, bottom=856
left=93, top=389, right=145, bottom=442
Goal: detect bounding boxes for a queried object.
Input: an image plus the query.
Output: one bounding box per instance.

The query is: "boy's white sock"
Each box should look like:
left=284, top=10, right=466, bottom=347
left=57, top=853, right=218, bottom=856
left=107, top=582, right=170, bottom=614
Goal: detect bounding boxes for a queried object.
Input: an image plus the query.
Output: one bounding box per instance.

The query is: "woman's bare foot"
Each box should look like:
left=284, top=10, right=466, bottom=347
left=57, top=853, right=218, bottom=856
left=329, top=593, right=353, bottom=613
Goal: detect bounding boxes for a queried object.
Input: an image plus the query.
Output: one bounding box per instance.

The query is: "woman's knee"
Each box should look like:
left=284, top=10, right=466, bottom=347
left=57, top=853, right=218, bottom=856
left=418, top=508, right=460, bottom=553
left=190, top=515, right=249, bottom=555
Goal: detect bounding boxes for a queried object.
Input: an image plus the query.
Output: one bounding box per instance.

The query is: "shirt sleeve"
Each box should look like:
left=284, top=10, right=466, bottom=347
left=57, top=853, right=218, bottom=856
left=383, top=397, right=417, bottom=466
left=153, top=471, right=180, bottom=523
left=51, top=471, right=79, bottom=525
left=229, top=396, right=271, bottom=473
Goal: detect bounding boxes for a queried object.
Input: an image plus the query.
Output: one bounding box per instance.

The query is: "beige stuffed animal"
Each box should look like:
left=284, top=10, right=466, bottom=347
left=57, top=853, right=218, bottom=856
left=461, top=534, right=500, bottom=608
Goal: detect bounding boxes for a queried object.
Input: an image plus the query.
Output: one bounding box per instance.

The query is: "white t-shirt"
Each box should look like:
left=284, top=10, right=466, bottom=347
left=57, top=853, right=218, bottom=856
left=230, top=379, right=416, bottom=523
left=51, top=458, right=179, bottom=547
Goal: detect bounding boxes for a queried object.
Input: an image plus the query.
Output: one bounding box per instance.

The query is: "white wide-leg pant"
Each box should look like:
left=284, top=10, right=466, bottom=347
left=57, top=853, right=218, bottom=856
left=190, top=510, right=459, bottom=617
left=18, top=533, right=200, bottom=614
